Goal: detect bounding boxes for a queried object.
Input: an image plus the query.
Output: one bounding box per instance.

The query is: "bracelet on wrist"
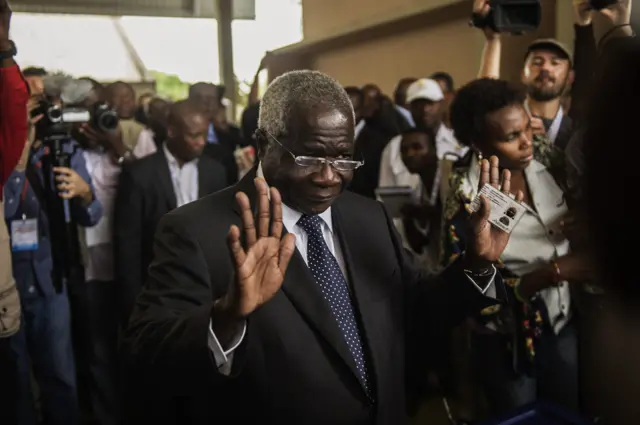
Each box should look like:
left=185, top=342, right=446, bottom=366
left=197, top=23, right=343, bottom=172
left=115, top=150, right=134, bottom=165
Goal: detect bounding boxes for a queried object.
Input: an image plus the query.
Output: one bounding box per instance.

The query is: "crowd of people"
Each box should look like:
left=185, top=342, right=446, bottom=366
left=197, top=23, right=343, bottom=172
left=1, top=0, right=640, bottom=424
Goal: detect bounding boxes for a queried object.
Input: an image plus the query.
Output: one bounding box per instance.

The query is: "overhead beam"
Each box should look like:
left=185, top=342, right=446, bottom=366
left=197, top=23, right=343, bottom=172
left=10, top=0, right=256, bottom=19
left=216, top=0, right=236, bottom=121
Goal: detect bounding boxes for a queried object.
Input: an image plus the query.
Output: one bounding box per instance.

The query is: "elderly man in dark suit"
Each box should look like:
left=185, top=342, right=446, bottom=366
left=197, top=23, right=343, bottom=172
left=124, top=70, right=522, bottom=425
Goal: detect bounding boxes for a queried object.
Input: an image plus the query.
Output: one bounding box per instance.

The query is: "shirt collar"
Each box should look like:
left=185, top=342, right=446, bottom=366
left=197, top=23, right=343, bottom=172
left=395, top=104, right=415, bottom=127
left=256, top=162, right=334, bottom=233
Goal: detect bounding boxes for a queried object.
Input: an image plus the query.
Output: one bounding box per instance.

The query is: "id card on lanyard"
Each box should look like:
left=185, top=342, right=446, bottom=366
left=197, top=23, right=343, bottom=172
left=525, top=101, right=564, bottom=145
left=10, top=179, right=39, bottom=252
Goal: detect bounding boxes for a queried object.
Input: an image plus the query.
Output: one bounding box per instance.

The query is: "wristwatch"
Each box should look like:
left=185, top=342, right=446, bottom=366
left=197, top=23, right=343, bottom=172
left=116, top=150, right=134, bottom=165
left=0, top=41, right=17, bottom=60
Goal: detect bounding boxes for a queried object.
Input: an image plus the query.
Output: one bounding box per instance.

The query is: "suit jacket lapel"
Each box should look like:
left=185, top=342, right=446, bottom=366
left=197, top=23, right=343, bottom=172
left=156, top=151, right=177, bottom=210
left=231, top=171, right=365, bottom=392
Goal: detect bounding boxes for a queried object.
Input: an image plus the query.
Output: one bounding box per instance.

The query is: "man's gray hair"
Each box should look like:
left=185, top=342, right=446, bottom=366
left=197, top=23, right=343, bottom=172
left=258, top=70, right=354, bottom=138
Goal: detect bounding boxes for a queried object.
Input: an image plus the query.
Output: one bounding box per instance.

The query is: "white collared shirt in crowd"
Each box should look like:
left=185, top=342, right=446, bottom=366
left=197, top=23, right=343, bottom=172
left=394, top=104, right=415, bottom=128
left=378, top=124, right=468, bottom=193
left=133, top=128, right=158, bottom=159
left=377, top=124, right=464, bottom=254
left=162, top=144, right=199, bottom=208
left=460, top=155, right=571, bottom=334
left=82, top=150, right=122, bottom=282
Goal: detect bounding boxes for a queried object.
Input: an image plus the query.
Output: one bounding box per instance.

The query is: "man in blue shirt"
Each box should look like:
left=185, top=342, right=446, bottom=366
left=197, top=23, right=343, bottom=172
left=4, top=137, right=102, bottom=425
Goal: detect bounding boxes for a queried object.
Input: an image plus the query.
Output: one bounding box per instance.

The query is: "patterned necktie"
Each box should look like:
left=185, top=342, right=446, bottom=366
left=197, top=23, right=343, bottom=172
left=297, top=214, right=371, bottom=394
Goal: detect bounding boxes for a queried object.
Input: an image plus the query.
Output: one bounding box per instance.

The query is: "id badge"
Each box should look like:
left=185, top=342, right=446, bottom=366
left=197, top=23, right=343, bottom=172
left=10, top=217, right=39, bottom=252
left=469, top=184, right=526, bottom=234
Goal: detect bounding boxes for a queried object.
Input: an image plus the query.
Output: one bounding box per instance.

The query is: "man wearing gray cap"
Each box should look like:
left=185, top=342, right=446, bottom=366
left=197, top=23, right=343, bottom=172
left=472, top=0, right=596, bottom=153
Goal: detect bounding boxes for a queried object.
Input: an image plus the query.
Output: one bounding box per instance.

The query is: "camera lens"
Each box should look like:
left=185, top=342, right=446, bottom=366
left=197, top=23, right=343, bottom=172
left=92, top=102, right=120, bottom=132
left=47, top=105, right=63, bottom=123
left=98, top=112, right=119, bottom=131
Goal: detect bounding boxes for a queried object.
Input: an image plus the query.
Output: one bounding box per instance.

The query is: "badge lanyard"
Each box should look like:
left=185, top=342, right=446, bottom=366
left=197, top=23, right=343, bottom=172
left=524, top=101, right=564, bottom=145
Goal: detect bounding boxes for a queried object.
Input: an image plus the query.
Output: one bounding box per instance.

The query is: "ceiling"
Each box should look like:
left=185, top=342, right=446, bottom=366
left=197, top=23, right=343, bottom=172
left=9, top=0, right=255, bottom=19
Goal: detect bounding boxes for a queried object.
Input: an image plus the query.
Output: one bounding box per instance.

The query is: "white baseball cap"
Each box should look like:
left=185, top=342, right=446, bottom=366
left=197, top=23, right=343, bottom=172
left=406, top=78, right=444, bottom=103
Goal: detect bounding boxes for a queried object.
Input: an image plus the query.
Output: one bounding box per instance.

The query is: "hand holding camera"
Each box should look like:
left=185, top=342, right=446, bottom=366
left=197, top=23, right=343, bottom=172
left=573, top=0, right=594, bottom=26
left=597, top=0, right=632, bottom=26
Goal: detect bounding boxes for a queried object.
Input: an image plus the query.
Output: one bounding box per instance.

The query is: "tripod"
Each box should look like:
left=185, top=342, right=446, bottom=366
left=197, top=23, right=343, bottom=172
left=33, top=134, right=85, bottom=293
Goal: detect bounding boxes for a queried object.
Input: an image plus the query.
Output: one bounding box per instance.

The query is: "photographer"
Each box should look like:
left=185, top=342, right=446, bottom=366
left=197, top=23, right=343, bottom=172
left=68, top=78, right=134, bottom=425
left=473, top=0, right=600, bottom=154
left=3, top=79, right=103, bottom=423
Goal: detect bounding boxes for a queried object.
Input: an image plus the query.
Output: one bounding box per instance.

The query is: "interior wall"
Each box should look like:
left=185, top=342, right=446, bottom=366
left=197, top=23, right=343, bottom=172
left=309, top=18, right=482, bottom=94
left=301, top=0, right=458, bottom=40
left=309, top=3, right=557, bottom=95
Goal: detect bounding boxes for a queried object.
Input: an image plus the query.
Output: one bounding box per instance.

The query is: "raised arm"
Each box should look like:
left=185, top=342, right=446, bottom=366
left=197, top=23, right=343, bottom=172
left=474, top=0, right=502, bottom=79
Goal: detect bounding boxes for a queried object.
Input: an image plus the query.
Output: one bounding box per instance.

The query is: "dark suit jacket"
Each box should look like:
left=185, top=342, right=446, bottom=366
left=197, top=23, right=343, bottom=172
left=123, top=168, right=499, bottom=425
left=350, top=124, right=391, bottom=199
left=114, top=150, right=227, bottom=324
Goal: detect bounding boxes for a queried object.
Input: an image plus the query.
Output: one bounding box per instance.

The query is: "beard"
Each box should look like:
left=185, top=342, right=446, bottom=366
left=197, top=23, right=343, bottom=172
left=527, top=75, right=569, bottom=102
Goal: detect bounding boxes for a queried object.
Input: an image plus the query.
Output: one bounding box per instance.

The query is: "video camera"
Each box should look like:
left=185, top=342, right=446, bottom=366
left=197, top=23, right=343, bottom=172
left=471, top=0, right=541, bottom=35
left=588, top=0, right=618, bottom=11
left=31, top=99, right=119, bottom=140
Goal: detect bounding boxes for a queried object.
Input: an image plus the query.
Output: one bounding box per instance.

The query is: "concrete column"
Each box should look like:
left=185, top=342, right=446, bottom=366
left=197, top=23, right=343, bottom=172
left=216, top=0, right=236, bottom=121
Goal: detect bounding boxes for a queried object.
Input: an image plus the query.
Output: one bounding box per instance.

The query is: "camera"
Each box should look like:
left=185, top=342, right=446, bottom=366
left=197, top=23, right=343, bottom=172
left=32, top=99, right=119, bottom=137
left=91, top=102, right=119, bottom=132
left=588, top=0, right=618, bottom=10
left=471, top=0, right=541, bottom=35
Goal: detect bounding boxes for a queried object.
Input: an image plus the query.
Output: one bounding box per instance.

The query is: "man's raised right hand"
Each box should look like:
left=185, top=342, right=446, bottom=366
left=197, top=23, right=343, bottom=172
left=215, top=178, right=296, bottom=331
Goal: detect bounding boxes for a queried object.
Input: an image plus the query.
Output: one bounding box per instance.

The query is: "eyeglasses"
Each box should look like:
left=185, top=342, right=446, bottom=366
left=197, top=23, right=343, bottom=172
left=264, top=130, right=364, bottom=172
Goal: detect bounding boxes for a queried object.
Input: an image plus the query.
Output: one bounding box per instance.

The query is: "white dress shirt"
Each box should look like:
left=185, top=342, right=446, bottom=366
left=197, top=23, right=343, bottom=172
left=378, top=125, right=468, bottom=193
left=208, top=163, right=496, bottom=375
left=394, top=104, right=415, bottom=128
left=133, top=128, right=158, bottom=159
left=377, top=127, right=461, bottom=256
left=163, top=144, right=199, bottom=208
left=82, top=150, right=121, bottom=282
left=460, top=156, right=571, bottom=334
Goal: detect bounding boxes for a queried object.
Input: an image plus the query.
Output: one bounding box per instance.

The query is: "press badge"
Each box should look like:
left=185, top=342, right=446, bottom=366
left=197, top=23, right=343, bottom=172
left=469, top=184, right=526, bottom=234
left=11, top=217, right=39, bottom=252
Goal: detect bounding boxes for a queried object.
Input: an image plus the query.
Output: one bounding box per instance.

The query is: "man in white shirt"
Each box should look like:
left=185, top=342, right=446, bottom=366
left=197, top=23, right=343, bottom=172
left=378, top=78, right=468, bottom=253
left=114, top=99, right=227, bottom=327
left=122, top=70, right=522, bottom=425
